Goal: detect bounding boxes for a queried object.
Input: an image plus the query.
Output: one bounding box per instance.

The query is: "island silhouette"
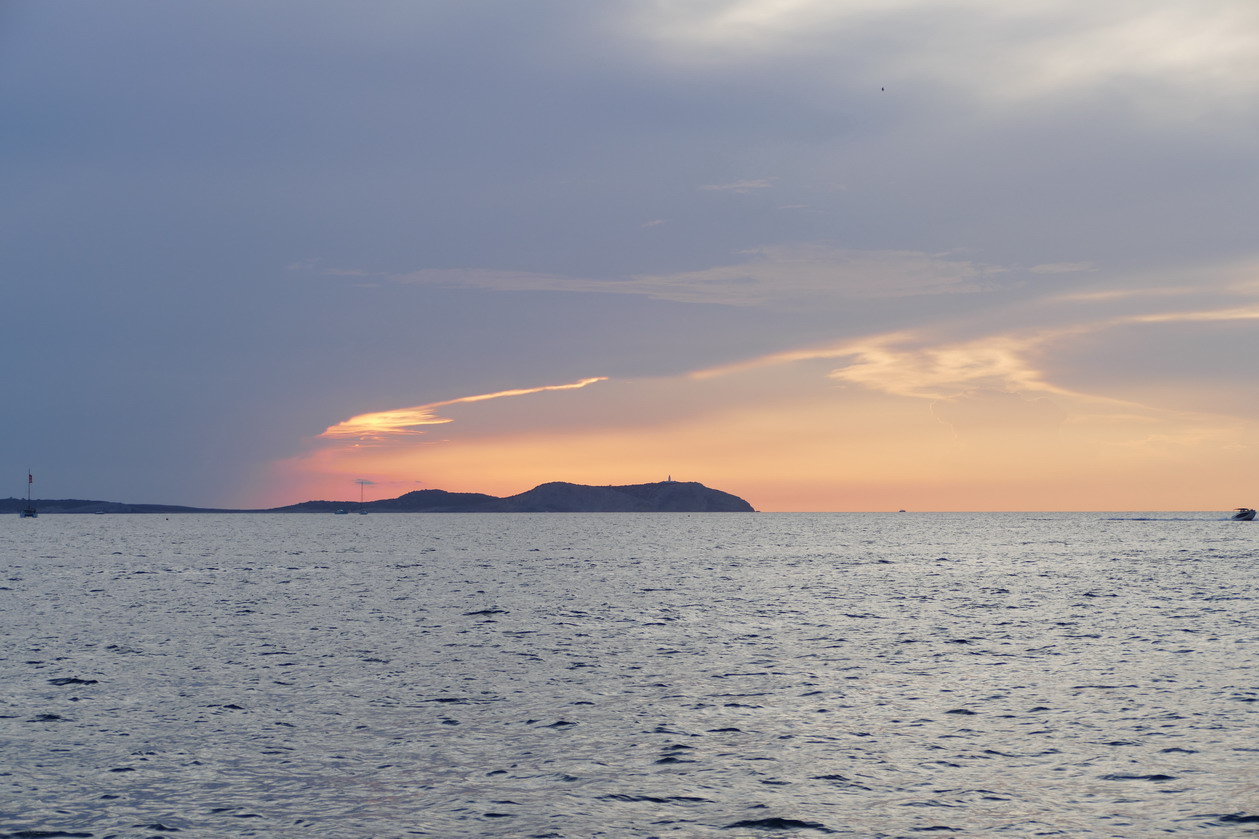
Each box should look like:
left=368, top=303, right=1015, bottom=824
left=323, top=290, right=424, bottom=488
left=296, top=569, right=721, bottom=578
left=4, top=481, right=755, bottom=514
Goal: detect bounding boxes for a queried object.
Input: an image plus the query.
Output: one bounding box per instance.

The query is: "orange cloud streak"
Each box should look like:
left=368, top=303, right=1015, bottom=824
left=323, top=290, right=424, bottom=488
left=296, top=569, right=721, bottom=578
left=319, top=377, right=609, bottom=441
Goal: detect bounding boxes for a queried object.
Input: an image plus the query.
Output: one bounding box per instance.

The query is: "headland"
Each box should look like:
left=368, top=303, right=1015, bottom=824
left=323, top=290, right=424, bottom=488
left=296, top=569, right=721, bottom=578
left=3, top=480, right=755, bottom=514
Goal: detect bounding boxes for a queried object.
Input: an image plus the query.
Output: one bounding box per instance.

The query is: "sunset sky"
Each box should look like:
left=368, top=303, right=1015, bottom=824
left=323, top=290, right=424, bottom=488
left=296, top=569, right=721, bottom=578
left=6, top=1, right=1259, bottom=511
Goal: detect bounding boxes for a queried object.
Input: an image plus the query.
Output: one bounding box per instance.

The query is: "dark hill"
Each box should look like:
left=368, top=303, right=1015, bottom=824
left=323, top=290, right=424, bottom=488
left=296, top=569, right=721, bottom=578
left=471, top=481, right=754, bottom=512
left=0, top=497, right=248, bottom=514
left=269, top=489, right=498, bottom=513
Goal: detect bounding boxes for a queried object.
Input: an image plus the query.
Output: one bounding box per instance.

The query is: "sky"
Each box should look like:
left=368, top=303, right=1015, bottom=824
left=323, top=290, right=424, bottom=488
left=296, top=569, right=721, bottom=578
left=4, top=0, right=1259, bottom=511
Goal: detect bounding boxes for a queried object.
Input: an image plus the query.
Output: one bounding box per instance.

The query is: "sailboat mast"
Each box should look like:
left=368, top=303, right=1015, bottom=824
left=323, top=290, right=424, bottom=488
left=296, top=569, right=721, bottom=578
left=20, top=472, right=36, bottom=518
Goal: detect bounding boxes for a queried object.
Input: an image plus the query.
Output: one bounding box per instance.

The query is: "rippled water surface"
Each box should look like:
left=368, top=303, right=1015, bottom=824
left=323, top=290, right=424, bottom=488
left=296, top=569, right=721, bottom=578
left=2, top=512, right=1257, bottom=838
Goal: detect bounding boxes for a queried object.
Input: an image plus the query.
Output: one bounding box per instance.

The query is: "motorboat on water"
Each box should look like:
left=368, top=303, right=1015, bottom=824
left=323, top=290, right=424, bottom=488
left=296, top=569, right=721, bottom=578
left=1231, top=507, right=1255, bottom=521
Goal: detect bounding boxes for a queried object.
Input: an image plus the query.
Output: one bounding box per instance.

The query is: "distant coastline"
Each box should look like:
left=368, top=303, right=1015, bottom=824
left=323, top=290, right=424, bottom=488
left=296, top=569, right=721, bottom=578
left=3, top=480, right=756, bottom=514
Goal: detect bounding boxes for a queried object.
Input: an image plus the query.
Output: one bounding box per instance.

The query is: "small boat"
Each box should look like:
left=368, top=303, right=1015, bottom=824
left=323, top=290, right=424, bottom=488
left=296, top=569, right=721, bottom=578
left=334, top=509, right=349, bottom=515
left=19, top=472, right=36, bottom=518
left=1232, top=508, right=1255, bottom=521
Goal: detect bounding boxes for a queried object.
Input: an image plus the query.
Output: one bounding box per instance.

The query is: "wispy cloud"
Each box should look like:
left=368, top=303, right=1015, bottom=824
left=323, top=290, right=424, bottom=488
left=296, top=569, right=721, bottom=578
left=1029, top=262, right=1096, bottom=274
left=391, top=267, right=574, bottom=294
left=390, top=245, right=1000, bottom=307
left=828, top=333, right=1070, bottom=401
left=690, top=269, right=1259, bottom=408
left=318, top=377, right=609, bottom=442
left=319, top=406, right=453, bottom=441
left=629, top=245, right=1000, bottom=304
left=700, top=178, right=774, bottom=193
left=692, top=330, right=1058, bottom=399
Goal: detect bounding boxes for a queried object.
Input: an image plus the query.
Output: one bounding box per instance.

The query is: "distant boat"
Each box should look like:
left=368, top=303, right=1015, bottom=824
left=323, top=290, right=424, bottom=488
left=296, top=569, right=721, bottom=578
left=1231, top=508, right=1255, bottom=521
left=334, top=509, right=349, bottom=515
left=19, top=472, right=36, bottom=518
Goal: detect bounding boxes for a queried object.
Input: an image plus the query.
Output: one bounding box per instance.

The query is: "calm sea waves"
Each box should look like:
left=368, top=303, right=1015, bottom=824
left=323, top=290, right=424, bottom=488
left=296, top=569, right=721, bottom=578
left=1, top=512, right=1257, bottom=838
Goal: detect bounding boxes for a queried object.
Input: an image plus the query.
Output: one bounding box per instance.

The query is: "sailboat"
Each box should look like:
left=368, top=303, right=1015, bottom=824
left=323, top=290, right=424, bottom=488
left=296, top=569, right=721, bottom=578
left=358, top=481, right=369, bottom=514
left=19, top=472, right=37, bottom=518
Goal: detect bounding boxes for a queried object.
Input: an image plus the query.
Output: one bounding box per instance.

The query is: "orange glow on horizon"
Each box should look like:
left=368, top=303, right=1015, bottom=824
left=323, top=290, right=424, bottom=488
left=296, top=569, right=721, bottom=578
left=255, top=368, right=1259, bottom=511
left=252, top=303, right=1259, bottom=512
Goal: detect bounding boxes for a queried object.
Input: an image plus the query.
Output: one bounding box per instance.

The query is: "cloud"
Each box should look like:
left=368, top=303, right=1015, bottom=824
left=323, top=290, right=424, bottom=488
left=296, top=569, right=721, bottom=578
left=632, top=245, right=1000, bottom=304
left=828, top=334, right=1055, bottom=400
left=390, top=245, right=1000, bottom=307
left=631, top=0, right=1259, bottom=116
left=390, top=267, right=575, bottom=295
left=634, top=1, right=1259, bottom=98
left=1131, top=306, right=1259, bottom=326
left=676, top=267, right=1259, bottom=467
left=1029, top=262, right=1096, bottom=274
left=319, top=405, right=452, bottom=441
left=631, top=0, right=922, bottom=53
left=285, top=260, right=376, bottom=279
left=700, top=178, right=774, bottom=192
left=830, top=300, right=1259, bottom=406
left=318, top=377, right=609, bottom=443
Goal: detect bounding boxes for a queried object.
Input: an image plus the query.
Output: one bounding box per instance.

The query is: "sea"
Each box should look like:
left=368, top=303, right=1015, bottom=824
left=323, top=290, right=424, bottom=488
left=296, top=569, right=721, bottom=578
left=1, top=512, right=1256, bottom=838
